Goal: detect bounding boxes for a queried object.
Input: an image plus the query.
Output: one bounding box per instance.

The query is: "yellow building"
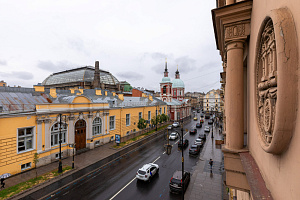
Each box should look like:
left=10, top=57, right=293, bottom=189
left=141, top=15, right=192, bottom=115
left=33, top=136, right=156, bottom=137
left=0, top=86, right=167, bottom=175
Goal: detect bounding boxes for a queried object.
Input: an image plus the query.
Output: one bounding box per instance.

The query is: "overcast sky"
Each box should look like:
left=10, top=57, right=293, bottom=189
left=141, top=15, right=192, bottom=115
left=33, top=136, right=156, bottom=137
left=0, top=0, right=222, bottom=93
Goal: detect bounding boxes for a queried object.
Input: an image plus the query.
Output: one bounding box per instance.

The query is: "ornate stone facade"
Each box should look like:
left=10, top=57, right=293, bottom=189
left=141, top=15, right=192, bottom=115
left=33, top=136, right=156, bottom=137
left=256, top=19, right=277, bottom=146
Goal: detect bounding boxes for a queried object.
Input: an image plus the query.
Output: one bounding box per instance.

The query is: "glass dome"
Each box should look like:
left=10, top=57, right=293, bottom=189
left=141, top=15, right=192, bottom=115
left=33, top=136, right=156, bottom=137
left=42, top=66, right=119, bottom=86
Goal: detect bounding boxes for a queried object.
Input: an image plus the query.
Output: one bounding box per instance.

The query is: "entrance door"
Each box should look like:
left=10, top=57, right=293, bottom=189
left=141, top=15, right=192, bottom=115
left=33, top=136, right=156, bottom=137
left=75, top=120, right=86, bottom=150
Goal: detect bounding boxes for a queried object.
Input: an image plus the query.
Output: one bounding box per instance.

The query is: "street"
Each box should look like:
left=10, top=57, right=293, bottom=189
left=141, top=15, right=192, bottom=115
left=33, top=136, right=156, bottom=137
left=26, top=112, right=212, bottom=200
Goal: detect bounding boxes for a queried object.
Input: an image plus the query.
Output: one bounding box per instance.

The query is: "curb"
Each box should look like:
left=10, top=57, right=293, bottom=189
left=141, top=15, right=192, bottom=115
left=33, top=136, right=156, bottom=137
left=8, top=127, right=168, bottom=200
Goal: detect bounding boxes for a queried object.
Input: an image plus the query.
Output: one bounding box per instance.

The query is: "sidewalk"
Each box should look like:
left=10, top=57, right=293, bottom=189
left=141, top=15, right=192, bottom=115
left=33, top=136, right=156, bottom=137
left=185, top=125, right=228, bottom=200
left=5, top=142, right=117, bottom=189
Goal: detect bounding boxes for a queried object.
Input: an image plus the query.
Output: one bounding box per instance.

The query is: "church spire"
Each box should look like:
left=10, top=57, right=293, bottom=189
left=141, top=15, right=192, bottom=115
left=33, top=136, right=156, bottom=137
left=175, top=65, right=180, bottom=79
left=164, top=58, right=169, bottom=77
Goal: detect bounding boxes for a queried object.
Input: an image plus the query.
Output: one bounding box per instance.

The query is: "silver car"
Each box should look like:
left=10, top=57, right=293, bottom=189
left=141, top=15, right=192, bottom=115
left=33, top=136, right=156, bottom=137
left=172, top=122, right=179, bottom=128
left=169, top=132, right=178, bottom=140
left=204, top=126, right=210, bottom=132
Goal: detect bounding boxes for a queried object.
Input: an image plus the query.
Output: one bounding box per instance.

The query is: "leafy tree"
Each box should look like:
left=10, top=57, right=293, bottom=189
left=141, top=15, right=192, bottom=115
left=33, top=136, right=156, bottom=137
left=138, top=118, right=147, bottom=129
left=33, top=153, right=39, bottom=179
left=160, top=114, right=169, bottom=122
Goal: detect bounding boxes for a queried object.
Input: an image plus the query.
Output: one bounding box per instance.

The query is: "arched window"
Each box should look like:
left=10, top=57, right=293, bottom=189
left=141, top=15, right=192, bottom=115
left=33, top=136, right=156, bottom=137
left=163, top=86, right=167, bottom=94
left=51, top=122, right=67, bottom=147
left=93, top=117, right=102, bottom=135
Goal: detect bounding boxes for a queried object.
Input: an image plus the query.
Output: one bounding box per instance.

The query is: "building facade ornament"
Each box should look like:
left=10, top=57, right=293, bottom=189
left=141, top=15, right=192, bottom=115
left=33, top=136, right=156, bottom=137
left=255, top=9, right=298, bottom=154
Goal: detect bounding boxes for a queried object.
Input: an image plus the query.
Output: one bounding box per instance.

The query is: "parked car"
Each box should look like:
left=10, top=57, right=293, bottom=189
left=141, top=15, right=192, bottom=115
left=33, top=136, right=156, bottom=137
left=194, top=138, right=203, bottom=147
left=172, top=122, right=179, bottom=128
left=198, top=133, right=206, bottom=141
left=136, top=163, right=159, bottom=182
left=167, top=125, right=173, bottom=130
left=193, top=117, right=198, bottom=121
left=169, top=170, right=190, bottom=193
left=208, top=120, right=213, bottom=125
left=204, top=126, right=210, bottom=132
left=178, top=139, right=189, bottom=149
left=196, top=123, right=202, bottom=128
left=189, top=144, right=201, bottom=155
left=189, top=128, right=197, bottom=134
left=169, top=132, right=178, bottom=140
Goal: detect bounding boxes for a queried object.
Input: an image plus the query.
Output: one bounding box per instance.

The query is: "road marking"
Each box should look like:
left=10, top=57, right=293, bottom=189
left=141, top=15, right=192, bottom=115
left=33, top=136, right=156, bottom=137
left=109, top=177, right=137, bottom=200
left=109, top=156, right=161, bottom=200
left=152, top=156, right=160, bottom=163
left=163, top=151, right=166, bottom=154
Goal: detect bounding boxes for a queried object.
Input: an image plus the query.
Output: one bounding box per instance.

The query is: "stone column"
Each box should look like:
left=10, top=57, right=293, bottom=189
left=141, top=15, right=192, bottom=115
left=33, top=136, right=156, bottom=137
left=44, top=119, right=51, bottom=151
left=225, top=40, right=244, bottom=150
left=36, top=120, right=43, bottom=153
left=68, top=115, right=75, bottom=145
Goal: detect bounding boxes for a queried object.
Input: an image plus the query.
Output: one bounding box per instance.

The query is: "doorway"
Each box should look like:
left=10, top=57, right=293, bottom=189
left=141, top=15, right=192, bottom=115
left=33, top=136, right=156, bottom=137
left=75, top=120, right=86, bottom=150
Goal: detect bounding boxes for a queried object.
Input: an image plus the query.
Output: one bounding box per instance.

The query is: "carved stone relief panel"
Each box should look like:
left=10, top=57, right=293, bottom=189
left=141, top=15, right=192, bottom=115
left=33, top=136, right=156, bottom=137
left=255, top=9, right=298, bottom=154
left=256, top=19, right=277, bottom=146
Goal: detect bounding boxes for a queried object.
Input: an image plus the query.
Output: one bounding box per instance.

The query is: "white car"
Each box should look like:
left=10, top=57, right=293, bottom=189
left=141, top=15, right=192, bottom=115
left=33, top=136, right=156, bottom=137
left=167, top=125, right=173, bottom=130
left=172, top=122, right=179, bottom=128
left=136, top=163, right=159, bottom=182
left=169, top=132, right=178, bottom=140
left=204, top=126, right=210, bottom=132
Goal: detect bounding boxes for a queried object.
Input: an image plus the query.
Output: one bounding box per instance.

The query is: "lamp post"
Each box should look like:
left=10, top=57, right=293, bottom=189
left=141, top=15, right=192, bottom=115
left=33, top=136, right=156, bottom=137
left=156, top=105, right=158, bottom=131
left=58, top=114, right=63, bottom=173
left=69, top=143, right=76, bottom=169
left=181, top=118, right=184, bottom=200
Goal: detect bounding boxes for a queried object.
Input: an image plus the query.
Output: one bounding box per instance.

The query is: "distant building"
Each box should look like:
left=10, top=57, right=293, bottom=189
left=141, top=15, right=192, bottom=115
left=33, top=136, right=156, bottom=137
left=203, top=89, right=222, bottom=113
left=120, top=81, right=132, bottom=92
left=159, top=60, right=191, bottom=121
left=0, top=80, right=7, bottom=87
left=41, top=61, right=121, bottom=92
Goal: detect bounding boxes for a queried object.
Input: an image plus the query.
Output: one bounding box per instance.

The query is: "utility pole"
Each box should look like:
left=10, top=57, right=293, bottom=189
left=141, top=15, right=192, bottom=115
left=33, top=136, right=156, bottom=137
left=58, top=114, right=63, bottom=173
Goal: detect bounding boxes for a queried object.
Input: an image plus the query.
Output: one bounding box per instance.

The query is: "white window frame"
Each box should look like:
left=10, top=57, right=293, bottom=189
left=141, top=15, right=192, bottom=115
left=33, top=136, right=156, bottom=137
left=17, top=127, right=34, bottom=153
left=159, top=108, right=162, bottom=114
left=92, top=117, right=102, bottom=135
left=126, top=114, right=130, bottom=126
left=110, top=116, right=115, bottom=130
left=51, top=122, right=67, bottom=147
left=139, top=112, right=142, bottom=120
left=21, top=162, right=32, bottom=171
left=148, top=111, right=151, bottom=121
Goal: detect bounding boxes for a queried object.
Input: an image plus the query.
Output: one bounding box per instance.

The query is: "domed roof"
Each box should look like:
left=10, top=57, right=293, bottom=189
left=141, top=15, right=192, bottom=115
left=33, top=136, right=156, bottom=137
left=42, top=66, right=119, bottom=86
left=172, top=78, right=185, bottom=88
left=161, top=76, right=171, bottom=83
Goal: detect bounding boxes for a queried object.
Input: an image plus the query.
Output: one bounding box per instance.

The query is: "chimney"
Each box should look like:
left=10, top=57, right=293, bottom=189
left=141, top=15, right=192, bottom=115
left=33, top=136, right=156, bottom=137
left=93, top=61, right=100, bottom=88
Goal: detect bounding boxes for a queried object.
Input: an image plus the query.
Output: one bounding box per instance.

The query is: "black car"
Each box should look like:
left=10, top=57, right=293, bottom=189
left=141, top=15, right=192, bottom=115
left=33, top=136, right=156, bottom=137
left=189, top=144, right=201, bottom=155
left=197, top=110, right=200, bottom=113
left=169, top=170, right=190, bottom=193
left=178, top=139, right=189, bottom=149
left=198, top=133, right=206, bottom=141
left=196, top=123, right=202, bottom=128
left=189, top=128, right=197, bottom=134
left=208, top=119, right=213, bottom=125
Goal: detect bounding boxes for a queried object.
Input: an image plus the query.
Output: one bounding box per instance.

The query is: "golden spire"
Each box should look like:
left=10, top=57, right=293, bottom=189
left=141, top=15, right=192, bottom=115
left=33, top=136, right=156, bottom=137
left=177, top=64, right=178, bottom=70
left=165, top=57, right=167, bottom=63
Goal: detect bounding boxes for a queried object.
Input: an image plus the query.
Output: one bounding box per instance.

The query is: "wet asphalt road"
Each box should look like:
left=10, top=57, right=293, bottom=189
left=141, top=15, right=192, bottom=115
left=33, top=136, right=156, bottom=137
left=38, top=112, right=208, bottom=200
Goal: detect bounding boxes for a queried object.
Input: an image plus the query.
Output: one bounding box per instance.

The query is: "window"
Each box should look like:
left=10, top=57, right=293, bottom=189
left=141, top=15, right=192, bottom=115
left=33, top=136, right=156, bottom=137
left=110, top=116, right=115, bottom=130
left=126, top=114, right=130, bottom=126
left=216, top=100, right=217, bottom=102
left=207, top=104, right=208, bottom=107
left=207, top=100, right=208, bottom=102
left=55, top=152, right=63, bottom=159
left=159, top=108, right=162, bottom=114
left=92, top=117, right=102, bottom=135
left=21, top=162, right=31, bottom=170
left=156, top=110, right=158, bottom=116
left=148, top=111, right=151, bottom=121
left=164, top=107, right=166, bottom=114
left=51, top=123, right=67, bottom=147
left=126, top=131, right=130, bottom=135
left=18, top=127, right=34, bottom=153
left=174, top=90, right=176, bottom=96
left=139, top=112, right=142, bottom=120
left=163, top=86, right=166, bottom=94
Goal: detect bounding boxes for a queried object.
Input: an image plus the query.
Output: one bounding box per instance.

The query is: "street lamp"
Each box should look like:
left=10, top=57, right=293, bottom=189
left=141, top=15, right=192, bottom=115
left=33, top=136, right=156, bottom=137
left=180, top=118, right=185, bottom=200
left=58, top=114, right=67, bottom=173
left=69, top=143, right=76, bottom=169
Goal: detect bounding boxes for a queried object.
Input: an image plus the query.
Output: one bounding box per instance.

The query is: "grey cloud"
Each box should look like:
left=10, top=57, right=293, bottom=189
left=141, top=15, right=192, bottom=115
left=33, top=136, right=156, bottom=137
left=37, top=60, right=76, bottom=72
left=175, top=56, right=196, bottom=74
left=117, top=71, right=144, bottom=81
left=67, top=38, right=90, bottom=55
left=0, top=60, right=7, bottom=65
left=1, top=71, right=33, bottom=80
left=152, top=63, right=164, bottom=74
